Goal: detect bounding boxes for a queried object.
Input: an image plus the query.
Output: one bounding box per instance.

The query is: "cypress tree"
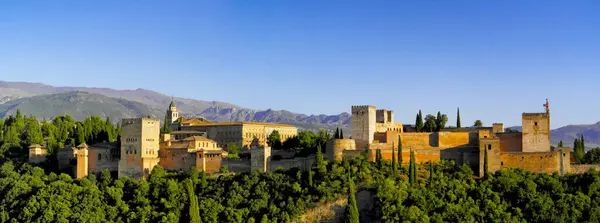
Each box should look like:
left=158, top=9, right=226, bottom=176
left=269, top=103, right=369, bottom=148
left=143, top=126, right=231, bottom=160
left=186, top=179, right=201, bottom=223
left=376, top=148, right=382, bottom=168
left=344, top=175, right=359, bottom=223
left=391, top=144, right=396, bottom=174
left=456, top=107, right=461, bottom=128
left=398, top=136, right=403, bottom=165
left=335, top=128, right=340, bottom=139
left=415, top=110, right=424, bottom=132
left=315, top=144, right=326, bottom=175
left=581, top=134, right=585, bottom=151
left=558, top=140, right=564, bottom=147
left=340, top=129, right=344, bottom=139
left=161, top=114, right=172, bottom=134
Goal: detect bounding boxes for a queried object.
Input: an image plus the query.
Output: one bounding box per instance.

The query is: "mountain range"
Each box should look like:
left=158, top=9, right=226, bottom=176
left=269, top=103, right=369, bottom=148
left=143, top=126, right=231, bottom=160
left=1, top=80, right=599, bottom=147
left=0, top=81, right=351, bottom=133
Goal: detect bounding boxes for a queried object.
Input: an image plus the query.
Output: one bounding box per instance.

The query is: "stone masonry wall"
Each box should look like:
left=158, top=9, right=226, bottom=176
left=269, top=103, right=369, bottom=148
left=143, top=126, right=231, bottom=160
left=522, top=113, right=550, bottom=152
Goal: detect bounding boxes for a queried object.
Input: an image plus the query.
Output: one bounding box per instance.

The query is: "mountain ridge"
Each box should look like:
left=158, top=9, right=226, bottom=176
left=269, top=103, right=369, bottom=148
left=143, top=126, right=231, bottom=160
left=0, top=81, right=351, bottom=132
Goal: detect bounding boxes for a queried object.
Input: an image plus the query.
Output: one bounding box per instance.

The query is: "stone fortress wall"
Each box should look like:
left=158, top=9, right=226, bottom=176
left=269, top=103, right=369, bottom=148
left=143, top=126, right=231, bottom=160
left=329, top=102, right=598, bottom=177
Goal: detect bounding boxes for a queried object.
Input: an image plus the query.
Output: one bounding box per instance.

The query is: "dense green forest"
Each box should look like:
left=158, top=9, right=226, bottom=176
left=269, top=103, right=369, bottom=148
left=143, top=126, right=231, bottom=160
left=0, top=110, right=121, bottom=164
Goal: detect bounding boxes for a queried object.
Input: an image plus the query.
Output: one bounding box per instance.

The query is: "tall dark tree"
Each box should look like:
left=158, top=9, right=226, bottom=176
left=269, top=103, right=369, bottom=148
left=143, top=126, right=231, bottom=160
left=185, top=179, right=201, bottom=223
left=344, top=174, right=359, bottom=223
left=558, top=140, right=564, bottom=147
left=409, top=150, right=416, bottom=185
left=315, top=144, right=326, bottom=175
left=376, top=148, right=382, bottom=168
left=398, top=136, right=403, bottom=165
left=391, top=144, right=396, bottom=174
left=339, top=129, right=344, bottom=139
left=456, top=107, right=462, bottom=128
left=581, top=134, right=585, bottom=151
left=429, top=161, right=434, bottom=185
left=335, top=128, right=340, bottom=139
left=161, top=114, right=172, bottom=134
left=415, top=110, right=424, bottom=132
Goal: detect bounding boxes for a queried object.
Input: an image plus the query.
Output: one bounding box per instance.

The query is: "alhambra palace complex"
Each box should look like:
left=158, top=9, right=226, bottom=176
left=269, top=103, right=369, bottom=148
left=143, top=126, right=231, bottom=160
left=29, top=99, right=598, bottom=179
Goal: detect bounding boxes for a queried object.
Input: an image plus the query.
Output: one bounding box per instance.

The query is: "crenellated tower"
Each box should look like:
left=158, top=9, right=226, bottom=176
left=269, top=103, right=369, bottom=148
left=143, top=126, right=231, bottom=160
left=521, top=99, right=551, bottom=152
left=351, top=105, right=377, bottom=149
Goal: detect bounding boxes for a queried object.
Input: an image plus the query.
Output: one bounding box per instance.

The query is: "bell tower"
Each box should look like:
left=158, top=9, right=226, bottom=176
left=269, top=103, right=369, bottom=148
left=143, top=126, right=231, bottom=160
left=166, top=97, right=179, bottom=124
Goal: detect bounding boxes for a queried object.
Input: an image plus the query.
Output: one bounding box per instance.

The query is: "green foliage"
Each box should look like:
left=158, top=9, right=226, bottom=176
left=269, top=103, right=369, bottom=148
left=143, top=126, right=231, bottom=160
left=474, top=120, right=483, bottom=127
left=408, top=150, right=416, bottom=185
left=344, top=175, right=359, bottom=223
left=584, top=147, right=600, bottom=164
left=434, top=111, right=448, bottom=132
left=391, top=144, right=396, bottom=174
left=574, top=138, right=586, bottom=164
left=398, top=136, right=403, bottom=165
left=335, top=128, right=340, bottom=139
left=186, top=179, right=201, bottom=223
left=339, top=129, right=344, bottom=139
left=423, top=114, right=436, bottom=132
left=267, top=130, right=282, bottom=150
left=558, top=140, right=564, bottom=147
left=161, top=114, right=172, bottom=134
left=376, top=148, right=382, bottom=168
left=456, top=107, right=461, bottom=128
left=415, top=110, right=424, bottom=132
left=375, top=165, right=600, bottom=223
left=227, top=143, right=241, bottom=159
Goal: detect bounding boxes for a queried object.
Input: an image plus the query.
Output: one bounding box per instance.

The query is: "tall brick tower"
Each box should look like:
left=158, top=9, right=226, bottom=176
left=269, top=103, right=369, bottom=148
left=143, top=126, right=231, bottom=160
left=521, top=99, right=551, bottom=152
left=118, top=117, right=161, bottom=179
left=351, top=105, right=376, bottom=149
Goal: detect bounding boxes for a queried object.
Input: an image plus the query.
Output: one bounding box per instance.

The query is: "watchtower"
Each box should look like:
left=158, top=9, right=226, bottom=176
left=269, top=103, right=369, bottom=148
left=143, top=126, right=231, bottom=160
left=521, top=99, right=551, bottom=152
left=118, top=117, right=161, bottom=179
left=351, top=105, right=376, bottom=149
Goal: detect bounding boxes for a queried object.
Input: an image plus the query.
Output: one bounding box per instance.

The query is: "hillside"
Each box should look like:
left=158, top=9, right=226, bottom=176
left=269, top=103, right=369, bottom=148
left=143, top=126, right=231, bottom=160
left=0, top=91, right=165, bottom=121
left=0, top=81, right=351, bottom=132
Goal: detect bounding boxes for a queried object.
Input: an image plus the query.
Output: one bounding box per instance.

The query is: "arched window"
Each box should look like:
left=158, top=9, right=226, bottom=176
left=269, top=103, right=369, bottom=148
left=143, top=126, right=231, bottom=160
left=487, top=145, right=492, bottom=150
left=98, top=154, right=102, bottom=161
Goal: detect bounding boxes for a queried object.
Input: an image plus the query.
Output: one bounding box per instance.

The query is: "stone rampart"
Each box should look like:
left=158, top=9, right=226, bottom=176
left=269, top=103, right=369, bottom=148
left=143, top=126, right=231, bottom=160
left=498, top=151, right=563, bottom=174
left=326, top=139, right=356, bottom=161
left=569, top=164, right=600, bottom=174
left=222, top=158, right=251, bottom=172
left=269, top=156, right=315, bottom=172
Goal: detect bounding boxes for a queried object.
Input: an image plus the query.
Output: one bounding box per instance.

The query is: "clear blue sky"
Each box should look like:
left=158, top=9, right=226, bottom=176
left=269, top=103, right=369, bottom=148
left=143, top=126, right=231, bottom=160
left=1, top=1, right=599, bottom=128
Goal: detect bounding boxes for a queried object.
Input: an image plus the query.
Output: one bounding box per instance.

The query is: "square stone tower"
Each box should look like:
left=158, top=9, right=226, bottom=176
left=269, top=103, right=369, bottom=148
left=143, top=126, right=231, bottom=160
left=351, top=105, right=376, bottom=149
left=521, top=112, right=550, bottom=152
left=118, top=117, right=161, bottom=179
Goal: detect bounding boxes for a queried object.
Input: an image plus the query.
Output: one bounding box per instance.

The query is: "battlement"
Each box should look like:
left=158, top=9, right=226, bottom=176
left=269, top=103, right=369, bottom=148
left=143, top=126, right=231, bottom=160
left=522, top=112, right=549, bottom=117
left=122, top=117, right=161, bottom=124
left=351, top=105, right=376, bottom=111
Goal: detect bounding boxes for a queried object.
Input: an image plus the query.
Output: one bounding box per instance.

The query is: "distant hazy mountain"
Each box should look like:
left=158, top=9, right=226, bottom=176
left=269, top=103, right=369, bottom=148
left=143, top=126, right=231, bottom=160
left=0, top=81, right=350, bottom=132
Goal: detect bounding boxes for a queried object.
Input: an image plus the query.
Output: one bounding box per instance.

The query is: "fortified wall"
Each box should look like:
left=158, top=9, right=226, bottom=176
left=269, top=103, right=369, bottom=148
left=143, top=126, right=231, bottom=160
left=334, top=102, right=596, bottom=176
